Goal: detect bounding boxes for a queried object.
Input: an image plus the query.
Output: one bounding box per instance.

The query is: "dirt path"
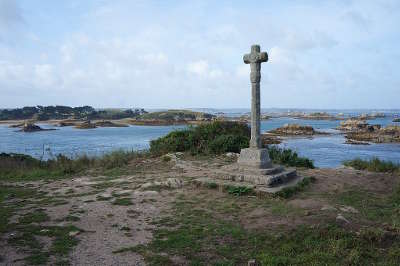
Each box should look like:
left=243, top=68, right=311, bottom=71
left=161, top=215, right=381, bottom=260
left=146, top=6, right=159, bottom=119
left=1, top=155, right=399, bottom=265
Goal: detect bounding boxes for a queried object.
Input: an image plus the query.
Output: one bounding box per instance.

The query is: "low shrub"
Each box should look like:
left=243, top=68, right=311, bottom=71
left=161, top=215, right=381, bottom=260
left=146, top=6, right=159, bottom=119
left=343, top=157, right=399, bottom=173
left=268, top=146, right=315, bottom=169
left=150, top=121, right=250, bottom=155
left=226, top=185, right=253, bottom=196
left=0, top=150, right=147, bottom=181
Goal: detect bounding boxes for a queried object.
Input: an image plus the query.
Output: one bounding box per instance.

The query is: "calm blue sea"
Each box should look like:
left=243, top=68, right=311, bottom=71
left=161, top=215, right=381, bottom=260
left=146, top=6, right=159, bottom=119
left=0, top=112, right=399, bottom=168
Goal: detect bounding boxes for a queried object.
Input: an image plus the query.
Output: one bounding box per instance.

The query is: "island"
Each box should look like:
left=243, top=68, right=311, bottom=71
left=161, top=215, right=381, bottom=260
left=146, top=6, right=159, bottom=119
left=0, top=106, right=216, bottom=127
left=338, top=119, right=400, bottom=143
left=268, top=124, right=328, bottom=136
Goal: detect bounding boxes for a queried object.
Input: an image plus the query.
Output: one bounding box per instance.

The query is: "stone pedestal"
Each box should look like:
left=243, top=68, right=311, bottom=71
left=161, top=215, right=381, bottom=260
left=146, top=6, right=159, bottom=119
left=238, top=148, right=272, bottom=169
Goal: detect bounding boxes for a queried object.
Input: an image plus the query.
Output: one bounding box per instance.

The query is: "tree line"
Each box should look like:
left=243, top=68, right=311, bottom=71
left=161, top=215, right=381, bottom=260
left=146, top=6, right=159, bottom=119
left=0, top=105, right=147, bottom=121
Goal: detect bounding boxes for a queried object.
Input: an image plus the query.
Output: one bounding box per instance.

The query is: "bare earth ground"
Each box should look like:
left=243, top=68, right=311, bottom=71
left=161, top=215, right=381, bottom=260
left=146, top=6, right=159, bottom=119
left=1, top=154, right=399, bottom=265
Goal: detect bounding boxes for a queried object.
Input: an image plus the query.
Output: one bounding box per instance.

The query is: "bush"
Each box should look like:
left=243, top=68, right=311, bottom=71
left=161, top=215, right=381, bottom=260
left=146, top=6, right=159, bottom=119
left=208, top=135, right=249, bottom=154
left=150, top=121, right=250, bottom=155
left=343, top=157, right=399, bottom=173
left=268, top=146, right=315, bottom=169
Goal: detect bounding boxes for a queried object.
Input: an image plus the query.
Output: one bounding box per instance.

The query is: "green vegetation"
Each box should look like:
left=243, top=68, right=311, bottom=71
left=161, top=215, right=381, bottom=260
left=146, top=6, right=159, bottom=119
left=268, top=146, right=315, bottom=168
left=0, top=105, right=146, bottom=121
left=138, top=109, right=214, bottom=121
left=116, top=194, right=400, bottom=265
left=275, top=176, right=316, bottom=199
left=0, top=150, right=149, bottom=181
left=112, top=198, right=133, bottom=206
left=336, top=186, right=400, bottom=226
left=343, top=157, right=400, bottom=173
left=0, top=185, right=80, bottom=265
left=227, top=185, right=254, bottom=196
left=150, top=121, right=250, bottom=155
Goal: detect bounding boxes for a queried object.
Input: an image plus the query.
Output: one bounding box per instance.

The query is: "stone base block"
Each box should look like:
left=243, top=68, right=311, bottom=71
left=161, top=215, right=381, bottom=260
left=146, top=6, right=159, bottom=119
left=237, top=148, right=272, bottom=169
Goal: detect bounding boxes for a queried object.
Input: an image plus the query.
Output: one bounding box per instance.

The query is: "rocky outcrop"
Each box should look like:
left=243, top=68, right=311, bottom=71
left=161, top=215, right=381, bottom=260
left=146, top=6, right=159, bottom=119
left=9, top=122, right=25, bottom=128
left=337, top=119, right=381, bottom=132
left=261, top=134, right=282, bottom=145
left=393, top=118, right=400, bottom=123
left=358, top=112, right=385, bottom=120
left=94, top=120, right=129, bottom=127
left=268, top=124, right=326, bottom=136
left=345, top=125, right=400, bottom=143
left=18, top=122, right=56, bottom=132
left=75, top=121, right=97, bottom=129
left=300, top=112, right=342, bottom=120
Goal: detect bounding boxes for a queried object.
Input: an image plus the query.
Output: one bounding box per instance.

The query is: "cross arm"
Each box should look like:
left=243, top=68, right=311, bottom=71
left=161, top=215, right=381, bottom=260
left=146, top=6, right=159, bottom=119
left=243, top=53, right=251, bottom=64
left=243, top=52, right=268, bottom=64
left=259, top=52, right=268, bottom=62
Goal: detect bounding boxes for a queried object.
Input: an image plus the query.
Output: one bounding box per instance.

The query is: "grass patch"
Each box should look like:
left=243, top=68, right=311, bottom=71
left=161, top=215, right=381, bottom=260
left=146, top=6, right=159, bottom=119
left=0, top=185, right=80, bottom=265
left=336, top=186, right=400, bottom=227
left=116, top=194, right=400, bottom=265
left=18, top=210, right=50, bottom=224
left=275, top=176, right=316, bottom=199
left=112, top=198, right=133, bottom=206
left=268, top=146, right=315, bottom=168
left=0, top=150, right=150, bottom=181
left=0, top=185, right=39, bottom=233
left=226, top=185, right=254, bottom=196
left=343, top=157, right=400, bottom=173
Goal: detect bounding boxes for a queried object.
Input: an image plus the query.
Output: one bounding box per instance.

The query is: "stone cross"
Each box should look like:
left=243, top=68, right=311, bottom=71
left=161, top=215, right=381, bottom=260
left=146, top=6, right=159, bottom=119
left=243, top=44, right=268, bottom=148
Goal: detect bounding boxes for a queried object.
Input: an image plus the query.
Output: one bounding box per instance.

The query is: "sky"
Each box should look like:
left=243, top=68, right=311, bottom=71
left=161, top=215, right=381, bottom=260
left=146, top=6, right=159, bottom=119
left=0, top=0, right=399, bottom=109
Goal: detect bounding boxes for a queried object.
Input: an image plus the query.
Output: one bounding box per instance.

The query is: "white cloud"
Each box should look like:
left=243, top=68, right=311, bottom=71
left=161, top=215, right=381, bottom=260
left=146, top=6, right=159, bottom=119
left=188, top=60, right=209, bottom=76
left=0, top=0, right=399, bottom=108
left=34, top=64, right=57, bottom=88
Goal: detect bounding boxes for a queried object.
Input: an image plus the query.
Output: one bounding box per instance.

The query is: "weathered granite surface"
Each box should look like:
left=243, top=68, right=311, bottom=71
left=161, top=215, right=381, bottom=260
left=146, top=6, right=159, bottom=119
left=238, top=44, right=269, bottom=170
left=237, top=148, right=272, bottom=169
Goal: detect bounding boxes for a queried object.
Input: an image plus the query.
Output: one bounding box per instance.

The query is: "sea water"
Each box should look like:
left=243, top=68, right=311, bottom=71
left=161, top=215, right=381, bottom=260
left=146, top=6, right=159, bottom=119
left=0, top=115, right=399, bottom=168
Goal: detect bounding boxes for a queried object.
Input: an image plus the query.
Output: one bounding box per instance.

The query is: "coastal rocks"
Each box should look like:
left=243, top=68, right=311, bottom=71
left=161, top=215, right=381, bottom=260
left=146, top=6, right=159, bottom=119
left=358, top=112, right=385, bottom=120
left=345, top=125, right=400, bottom=143
left=75, top=120, right=97, bottom=129
left=9, top=122, right=25, bottom=128
left=393, top=118, right=400, bottom=123
left=18, top=122, right=55, bottom=132
left=94, top=120, right=129, bottom=127
left=261, top=134, right=282, bottom=145
left=57, top=121, right=78, bottom=127
left=268, top=124, right=325, bottom=136
left=344, top=139, right=370, bottom=145
left=130, top=110, right=216, bottom=125
left=337, top=119, right=380, bottom=131
left=300, top=112, right=341, bottom=120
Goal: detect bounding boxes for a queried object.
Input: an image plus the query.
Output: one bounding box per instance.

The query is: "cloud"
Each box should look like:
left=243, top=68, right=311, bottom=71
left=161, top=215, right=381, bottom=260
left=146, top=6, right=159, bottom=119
left=0, top=1, right=399, bottom=108
left=188, top=60, right=209, bottom=76
left=0, top=0, right=24, bottom=41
